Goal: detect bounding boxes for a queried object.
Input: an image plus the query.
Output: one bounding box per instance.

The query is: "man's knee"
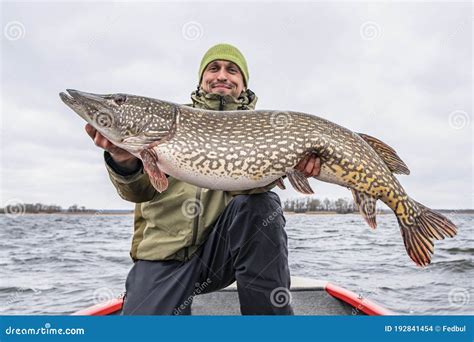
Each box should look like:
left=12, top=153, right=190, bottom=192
left=229, top=192, right=285, bottom=229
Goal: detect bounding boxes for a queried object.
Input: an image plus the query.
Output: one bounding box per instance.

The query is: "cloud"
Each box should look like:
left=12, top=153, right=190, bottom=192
left=1, top=2, right=471, bottom=209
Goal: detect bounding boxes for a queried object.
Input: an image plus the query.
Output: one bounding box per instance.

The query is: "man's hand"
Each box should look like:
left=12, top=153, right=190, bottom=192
left=85, top=124, right=140, bottom=171
left=295, top=153, right=321, bottom=177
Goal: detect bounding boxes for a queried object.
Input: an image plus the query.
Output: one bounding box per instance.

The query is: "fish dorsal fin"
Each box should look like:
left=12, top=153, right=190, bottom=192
left=351, top=189, right=378, bottom=229
left=140, top=148, right=168, bottom=192
left=286, top=170, right=314, bottom=195
left=357, top=133, right=410, bottom=175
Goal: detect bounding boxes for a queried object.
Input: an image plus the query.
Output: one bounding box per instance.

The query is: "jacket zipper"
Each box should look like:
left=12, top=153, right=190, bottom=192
left=191, top=187, right=202, bottom=247
left=219, top=96, right=226, bottom=110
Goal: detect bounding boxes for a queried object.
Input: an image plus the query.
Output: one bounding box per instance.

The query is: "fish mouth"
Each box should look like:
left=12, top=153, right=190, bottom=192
left=59, top=89, right=112, bottom=122
left=59, top=89, right=106, bottom=106
left=59, top=89, right=77, bottom=107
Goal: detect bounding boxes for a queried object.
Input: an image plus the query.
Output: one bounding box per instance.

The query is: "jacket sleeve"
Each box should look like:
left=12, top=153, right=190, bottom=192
left=104, top=152, right=157, bottom=203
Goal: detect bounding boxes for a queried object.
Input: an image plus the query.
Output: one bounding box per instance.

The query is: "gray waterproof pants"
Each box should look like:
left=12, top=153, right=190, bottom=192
left=121, top=191, right=293, bottom=315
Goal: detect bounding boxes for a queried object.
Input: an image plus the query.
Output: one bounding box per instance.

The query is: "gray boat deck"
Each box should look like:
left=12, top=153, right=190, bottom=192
left=192, top=277, right=358, bottom=315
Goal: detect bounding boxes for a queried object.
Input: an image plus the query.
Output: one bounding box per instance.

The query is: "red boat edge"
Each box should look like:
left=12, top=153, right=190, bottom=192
left=72, top=297, right=123, bottom=316
left=325, top=282, right=393, bottom=316
left=72, top=281, right=393, bottom=316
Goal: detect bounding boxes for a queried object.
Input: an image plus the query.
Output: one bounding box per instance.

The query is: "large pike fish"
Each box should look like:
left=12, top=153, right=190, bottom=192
left=60, top=89, right=457, bottom=267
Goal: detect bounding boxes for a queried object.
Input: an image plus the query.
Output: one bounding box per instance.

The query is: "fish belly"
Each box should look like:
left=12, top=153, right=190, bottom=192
left=153, top=146, right=279, bottom=191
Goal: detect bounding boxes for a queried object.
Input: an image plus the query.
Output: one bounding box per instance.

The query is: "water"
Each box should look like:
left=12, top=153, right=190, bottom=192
left=0, top=213, right=472, bottom=315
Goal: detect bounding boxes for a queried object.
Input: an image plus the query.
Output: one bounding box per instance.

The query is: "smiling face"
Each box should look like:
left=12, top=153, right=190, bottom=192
left=200, top=60, right=245, bottom=98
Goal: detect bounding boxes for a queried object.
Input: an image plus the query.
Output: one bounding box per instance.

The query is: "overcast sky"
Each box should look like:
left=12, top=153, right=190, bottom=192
left=1, top=1, right=472, bottom=210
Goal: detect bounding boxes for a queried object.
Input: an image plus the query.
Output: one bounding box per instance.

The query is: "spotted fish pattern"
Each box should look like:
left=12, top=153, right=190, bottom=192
left=60, top=89, right=458, bottom=267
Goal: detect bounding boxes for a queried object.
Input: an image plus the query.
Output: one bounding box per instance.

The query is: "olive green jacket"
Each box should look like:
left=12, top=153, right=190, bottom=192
left=105, top=89, right=275, bottom=261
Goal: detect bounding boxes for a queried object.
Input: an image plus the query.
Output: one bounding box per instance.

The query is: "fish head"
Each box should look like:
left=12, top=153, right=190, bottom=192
left=60, top=89, right=178, bottom=150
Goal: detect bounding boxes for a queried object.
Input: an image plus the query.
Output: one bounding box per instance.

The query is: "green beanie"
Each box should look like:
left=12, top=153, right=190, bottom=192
left=198, top=43, right=249, bottom=86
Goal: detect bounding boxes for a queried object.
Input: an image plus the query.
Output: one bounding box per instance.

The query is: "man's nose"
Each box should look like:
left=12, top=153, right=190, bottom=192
left=216, top=69, right=228, bottom=81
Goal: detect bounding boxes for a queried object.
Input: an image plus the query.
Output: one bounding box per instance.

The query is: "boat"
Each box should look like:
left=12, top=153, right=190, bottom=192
left=72, top=277, right=392, bottom=315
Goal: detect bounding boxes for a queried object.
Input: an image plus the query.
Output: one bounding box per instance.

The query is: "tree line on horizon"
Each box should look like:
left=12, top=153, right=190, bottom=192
left=283, top=197, right=358, bottom=214
left=0, top=203, right=93, bottom=214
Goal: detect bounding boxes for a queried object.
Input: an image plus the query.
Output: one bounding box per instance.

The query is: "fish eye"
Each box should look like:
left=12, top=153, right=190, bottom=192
left=114, top=94, right=127, bottom=105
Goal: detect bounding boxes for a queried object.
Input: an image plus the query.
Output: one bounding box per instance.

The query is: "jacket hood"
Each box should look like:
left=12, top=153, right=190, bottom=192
left=190, top=88, right=258, bottom=111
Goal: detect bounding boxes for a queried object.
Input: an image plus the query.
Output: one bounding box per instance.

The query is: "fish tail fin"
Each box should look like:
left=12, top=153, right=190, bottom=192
left=397, top=199, right=457, bottom=267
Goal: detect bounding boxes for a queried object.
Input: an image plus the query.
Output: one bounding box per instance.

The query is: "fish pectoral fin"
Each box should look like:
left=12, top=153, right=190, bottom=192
left=140, top=148, right=168, bottom=193
left=357, top=133, right=410, bottom=175
left=275, top=177, right=286, bottom=190
left=123, top=135, right=159, bottom=146
left=286, top=170, right=314, bottom=195
left=351, top=189, right=378, bottom=229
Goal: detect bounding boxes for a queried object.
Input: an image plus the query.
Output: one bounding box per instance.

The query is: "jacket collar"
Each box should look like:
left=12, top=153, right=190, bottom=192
left=190, top=88, right=258, bottom=111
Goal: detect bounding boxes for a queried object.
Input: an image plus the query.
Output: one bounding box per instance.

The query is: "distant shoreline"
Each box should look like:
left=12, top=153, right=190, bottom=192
left=0, top=211, right=134, bottom=216
left=1, top=210, right=472, bottom=216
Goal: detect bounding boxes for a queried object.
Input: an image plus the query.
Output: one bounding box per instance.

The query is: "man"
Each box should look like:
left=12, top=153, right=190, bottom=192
left=85, top=43, right=321, bottom=315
